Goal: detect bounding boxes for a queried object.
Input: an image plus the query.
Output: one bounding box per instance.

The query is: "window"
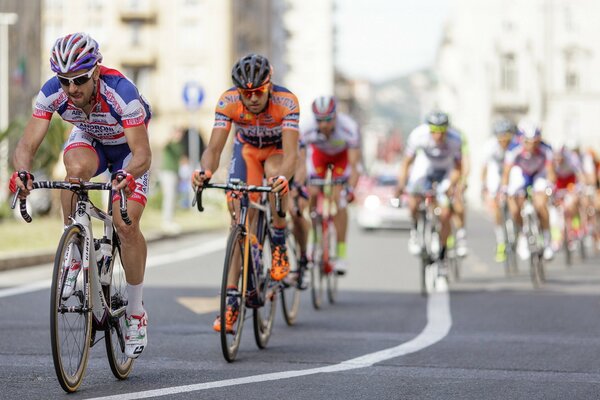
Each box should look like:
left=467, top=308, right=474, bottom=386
left=500, top=54, right=517, bottom=91
left=565, top=67, right=579, bottom=91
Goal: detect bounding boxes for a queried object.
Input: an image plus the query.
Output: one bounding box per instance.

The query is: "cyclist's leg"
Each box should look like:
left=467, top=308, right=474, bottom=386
left=436, top=176, right=453, bottom=260
left=533, top=175, right=553, bottom=259
left=329, top=151, right=351, bottom=272
left=62, top=128, right=102, bottom=225
left=406, top=171, right=427, bottom=255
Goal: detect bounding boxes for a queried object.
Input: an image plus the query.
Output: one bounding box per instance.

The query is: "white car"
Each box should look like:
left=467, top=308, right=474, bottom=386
left=355, top=174, right=411, bottom=231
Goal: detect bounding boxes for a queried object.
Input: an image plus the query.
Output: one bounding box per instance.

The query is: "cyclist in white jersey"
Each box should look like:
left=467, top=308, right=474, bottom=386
left=481, top=119, right=517, bottom=262
left=302, top=96, right=361, bottom=274
left=9, top=33, right=151, bottom=359
left=396, top=111, right=462, bottom=262
left=501, top=121, right=555, bottom=261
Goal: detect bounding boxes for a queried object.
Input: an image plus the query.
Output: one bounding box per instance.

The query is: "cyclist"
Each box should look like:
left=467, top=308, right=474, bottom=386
left=191, top=54, right=300, bottom=333
left=481, top=118, right=517, bottom=262
left=582, top=147, right=600, bottom=250
left=396, top=110, right=463, bottom=264
left=501, top=121, right=556, bottom=261
left=451, top=129, right=470, bottom=257
left=552, top=140, right=586, bottom=249
left=301, top=95, right=361, bottom=275
left=9, top=33, right=152, bottom=359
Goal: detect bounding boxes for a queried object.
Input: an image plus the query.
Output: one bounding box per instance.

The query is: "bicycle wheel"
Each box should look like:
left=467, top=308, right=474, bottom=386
left=326, top=220, right=339, bottom=304
left=280, top=230, right=301, bottom=326
left=563, top=221, right=573, bottom=267
left=105, top=232, right=134, bottom=379
left=501, top=203, right=518, bottom=275
left=220, top=225, right=247, bottom=362
left=417, top=213, right=428, bottom=296
left=50, top=224, right=92, bottom=393
left=310, top=226, right=325, bottom=309
left=254, top=235, right=277, bottom=349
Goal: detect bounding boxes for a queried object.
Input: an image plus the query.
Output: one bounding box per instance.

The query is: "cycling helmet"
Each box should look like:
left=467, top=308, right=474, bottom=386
left=231, top=53, right=272, bottom=89
left=425, top=110, right=450, bottom=127
left=312, top=96, right=337, bottom=120
left=492, top=118, right=517, bottom=135
left=50, top=32, right=102, bottom=74
left=517, top=120, right=541, bottom=140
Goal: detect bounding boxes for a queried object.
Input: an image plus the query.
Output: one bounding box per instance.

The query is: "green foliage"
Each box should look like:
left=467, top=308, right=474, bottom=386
left=0, top=116, right=68, bottom=177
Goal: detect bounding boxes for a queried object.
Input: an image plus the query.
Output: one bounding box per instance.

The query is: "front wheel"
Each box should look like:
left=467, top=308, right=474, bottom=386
left=105, top=232, right=134, bottom=379
left=50, top=225, right=92, bottom=393
left=310, top=226, right=325, bottom=310
left=220, top=225, right=247, bottom=362
left=326, top=221, right=339, bottom=304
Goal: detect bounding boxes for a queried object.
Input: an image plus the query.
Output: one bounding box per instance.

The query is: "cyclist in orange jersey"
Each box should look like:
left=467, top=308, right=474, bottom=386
left=191, top=54, right=300, bottom=333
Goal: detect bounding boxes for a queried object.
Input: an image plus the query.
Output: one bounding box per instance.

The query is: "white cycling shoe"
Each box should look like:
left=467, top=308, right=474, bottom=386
left=517, top=235, right=530, bottom=260
left=408, top=230, right=421, bottom=255
left=543, top=246, right=554, bottom=261
left=125, top=311, right=148, bottom=359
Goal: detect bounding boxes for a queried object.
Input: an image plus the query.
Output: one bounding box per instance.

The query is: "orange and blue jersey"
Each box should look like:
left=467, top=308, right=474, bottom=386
left=213, top=85, right=299, bottom=148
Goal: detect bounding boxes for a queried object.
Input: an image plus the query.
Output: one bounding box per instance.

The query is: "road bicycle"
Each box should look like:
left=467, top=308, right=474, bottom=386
left=307, top=167, right=347, bottom=309
left=520, top=188, right=546, bottom=288
left=499, top=194, right=519, bottom=276
left=194, top=178, right=293, bottom=362
left=553, top=187, right=586, bottom=266
left=413, top=189, right=446, bottom=296
left=11, top=172, right=132, bottom=393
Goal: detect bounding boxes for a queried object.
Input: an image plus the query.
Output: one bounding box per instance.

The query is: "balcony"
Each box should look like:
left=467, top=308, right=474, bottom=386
left=491, top=90, right=530, bottom=114
left=119, top=0, right=157, bottom=23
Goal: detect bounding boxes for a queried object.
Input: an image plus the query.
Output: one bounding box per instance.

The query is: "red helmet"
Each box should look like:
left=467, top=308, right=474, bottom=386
left=312, top=96, right=336, bottom=120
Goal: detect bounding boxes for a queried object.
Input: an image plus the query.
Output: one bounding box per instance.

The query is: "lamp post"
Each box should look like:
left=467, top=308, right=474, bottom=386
left=0, top=13, right=18, bottom=201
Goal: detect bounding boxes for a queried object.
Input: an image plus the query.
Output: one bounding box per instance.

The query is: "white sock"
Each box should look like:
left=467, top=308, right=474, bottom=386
left=126, top=283, right=145, bottom=316
left=494, top=226, right=505, bottom=245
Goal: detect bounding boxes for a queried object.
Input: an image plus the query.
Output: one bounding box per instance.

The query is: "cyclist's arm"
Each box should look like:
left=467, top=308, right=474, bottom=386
left=348, top=147, right=361, bottom=188
left=397, top=153, right=415, bottom=190
left=200, top=127, right=230, bottom=174
left=546, top=161, right=556, bottom=186
left=13, top=116, right=50, bottom=171
left=480, top=164, right=488, bottom=189
left=449, top=160, right=463, bottom=187
left=294, top=146, right=307, bottom=184
left=279, top=128, right=299, bottom=180
left=122, top=124, right=152, bottom=178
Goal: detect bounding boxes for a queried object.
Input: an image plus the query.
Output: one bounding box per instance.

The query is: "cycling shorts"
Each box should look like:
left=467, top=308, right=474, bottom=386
left=406, top=168, right=451, bottom=206
left=64, top=127, right=149, bottom=206
left=556, top=174, right=577, bottom=190
left=507, top=166, right=548, bottom=196
left=307, top=145, right=349, bottom=179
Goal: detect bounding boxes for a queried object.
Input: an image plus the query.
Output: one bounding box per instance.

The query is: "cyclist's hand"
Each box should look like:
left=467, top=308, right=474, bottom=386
left=345, top=187, right=355, bottom=203
left=269, top=175, right=289, bottom=194
left=191, top=169, right=212, bottom=189
left=394, top=185, right=405, bottom=199
left=9, top=170, right=34, bottom=198
left=112, top=169, right=137, bottom=197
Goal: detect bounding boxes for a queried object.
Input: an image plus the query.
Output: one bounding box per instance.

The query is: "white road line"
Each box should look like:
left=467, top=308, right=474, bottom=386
left=0, top=237, right=226, bottom=299
left=86, top=285, right=452, bottom=400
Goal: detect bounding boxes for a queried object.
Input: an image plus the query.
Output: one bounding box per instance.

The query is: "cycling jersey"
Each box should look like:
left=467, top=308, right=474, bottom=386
left=505, top=143, right=553, bottom=195
left=302, top=112, right=360, bottom=178
left=554, top=149, right=582, bottom=179
left=33, top=66, right=151, bottom=145
left=32, top=66, right=151, bottom=205
left=482, top=137, right=509, bottom=194
left=214, top=85, right=299, bottom=148
left=215, top=84, right=300, bottom=201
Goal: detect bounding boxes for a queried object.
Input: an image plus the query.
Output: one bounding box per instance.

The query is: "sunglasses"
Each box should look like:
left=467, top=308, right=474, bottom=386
left=429, top=124, right=447, bottom=133
left=238, top=84, right=270, bottom=99
left=56, top=66, right=96, bottom=87
left=316, top=116, right=334, bottom=122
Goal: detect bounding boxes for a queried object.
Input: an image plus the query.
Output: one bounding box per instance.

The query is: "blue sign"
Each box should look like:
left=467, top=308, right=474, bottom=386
left=182, top=81, right=205, bottom=110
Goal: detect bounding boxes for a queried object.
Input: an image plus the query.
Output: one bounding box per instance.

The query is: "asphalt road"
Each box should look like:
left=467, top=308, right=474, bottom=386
left=1, top=211, right=600, bottom=399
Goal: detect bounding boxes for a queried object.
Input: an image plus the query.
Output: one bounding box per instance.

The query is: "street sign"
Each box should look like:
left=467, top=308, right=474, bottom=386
left=182, top=81, right=205, bottom=110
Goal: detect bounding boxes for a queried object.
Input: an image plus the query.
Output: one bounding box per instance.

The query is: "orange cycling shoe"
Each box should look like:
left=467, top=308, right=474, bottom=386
left=213, top=287, right=239, bottom=333
left=270, top=244, right=290, bottom=281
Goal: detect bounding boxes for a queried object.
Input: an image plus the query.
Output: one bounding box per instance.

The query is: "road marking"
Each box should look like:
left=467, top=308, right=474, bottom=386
left=0, top=237, right=226, bottom=299
left=177, top=296, right=220, bottom=314
left=86, top=285, right=452, bottom=400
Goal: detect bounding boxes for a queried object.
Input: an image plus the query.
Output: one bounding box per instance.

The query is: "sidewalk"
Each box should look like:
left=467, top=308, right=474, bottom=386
left=0, top=205, right=229, bottom=271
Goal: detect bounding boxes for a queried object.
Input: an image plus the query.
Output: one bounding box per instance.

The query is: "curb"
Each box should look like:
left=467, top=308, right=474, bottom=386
left=0, top=227, right=220, bottom=272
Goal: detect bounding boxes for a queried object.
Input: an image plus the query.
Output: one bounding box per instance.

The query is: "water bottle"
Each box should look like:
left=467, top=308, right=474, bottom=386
left=98, top=237, right=112, bottom=285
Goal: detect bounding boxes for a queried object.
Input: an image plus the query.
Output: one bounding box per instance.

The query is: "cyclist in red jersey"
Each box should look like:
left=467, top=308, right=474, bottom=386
left=191, top=54, right=300, bottom=333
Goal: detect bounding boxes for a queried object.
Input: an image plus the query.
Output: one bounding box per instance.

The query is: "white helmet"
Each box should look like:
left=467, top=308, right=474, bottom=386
left=312, top=96, right=336, bottom=120
left=50, top=32, right=102, bottom=73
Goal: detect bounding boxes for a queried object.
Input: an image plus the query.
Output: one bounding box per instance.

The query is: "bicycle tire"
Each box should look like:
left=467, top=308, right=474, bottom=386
left=220, top=225, right=247, bottom=362
left=50, top=224, right=92, bottom=393
left=105, top=231, right=134, bottom=379
left=310, top=224, right=325, bottom=309
left=326, top=220, right=339, bottom=304
left=564, top=221, right=573, bottom=267
left=502, top=204, right=518, bottom=276
left=280, top=230, right=301, bottom=326
left=417, top=212, right=428, bottom=296
left=253, top=234, right=277, bottom=349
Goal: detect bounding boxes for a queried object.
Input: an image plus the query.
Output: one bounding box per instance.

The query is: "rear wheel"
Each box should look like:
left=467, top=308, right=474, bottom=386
left=280, top=231, right=301, bottom=325
left=326, top=221, right=339, bottom=304
left=50, top=225, right=91, bottom=393
left=105, top=232, right=134, bottom=379
left=310, top=225, right=325, bottom=309
left=220, top=226, right=247, bottom=362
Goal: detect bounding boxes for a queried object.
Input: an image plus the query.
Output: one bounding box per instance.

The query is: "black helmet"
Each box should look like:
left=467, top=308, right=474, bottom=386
left=425, top=110, right=449, bottom=127
left=492, top=118, right=517, bottom=135
left=231, top=53, right=272, bottom=89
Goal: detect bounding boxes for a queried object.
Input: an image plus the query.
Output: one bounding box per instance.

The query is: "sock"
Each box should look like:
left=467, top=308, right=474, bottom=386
left=272, top=225, right=286, bottom=246
left=543, top=230, right=551, bottom=246
left=337, top=242, right=347, bottom=259
left=494, top=226, right=505, bottom=245
left=126, top=282, right=145, bottom=316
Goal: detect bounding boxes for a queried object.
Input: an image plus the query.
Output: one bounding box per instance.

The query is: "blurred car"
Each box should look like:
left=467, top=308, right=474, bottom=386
left=355, top=173, right=411, bottom=231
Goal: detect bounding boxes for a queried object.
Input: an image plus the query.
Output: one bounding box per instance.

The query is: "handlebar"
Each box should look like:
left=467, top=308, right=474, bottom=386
left=10, top=174, right=130, bottom=225
left=193, top=178, right=285, bottom=217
